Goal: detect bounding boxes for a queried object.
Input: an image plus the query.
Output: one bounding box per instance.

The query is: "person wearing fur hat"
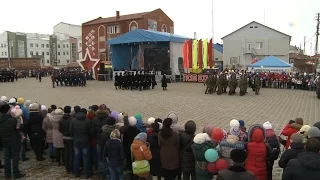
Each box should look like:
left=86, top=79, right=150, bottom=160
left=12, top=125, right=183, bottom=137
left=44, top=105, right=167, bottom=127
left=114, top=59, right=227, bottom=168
left=122, top=116, right=141, bottom=172
left=262, top=121, right=280, bottom=180
left=131, top=132, right=152, bottom=178
left=29, top=103, right=46, bottom=161
left=51, top=109, right=64, bottom=166
left=299, top=125, right=311, bottom=144
left=146, top=117, right=156, bottom=136
left=167, top=111, right=181, bottom=133
left=278, top=133, right=305, bottom=169
left=217, top=149, right=256, bottom=180
left=42, top=105, right=55, bottom=162
left=281, top=117, right=303, bottom=149
left=191, top=133, right=214, bottom=180
left=159, top=118, right=180, bottom=180
left=0, top=103, right=26, bottom=179
left=0, top=96, right=8, bottom=102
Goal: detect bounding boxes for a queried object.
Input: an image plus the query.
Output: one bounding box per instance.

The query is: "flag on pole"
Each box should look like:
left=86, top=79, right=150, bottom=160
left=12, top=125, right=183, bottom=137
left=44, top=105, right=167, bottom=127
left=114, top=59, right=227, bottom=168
left=192, top=40, right=198, bottom=69
left=208, top=38, right=213, bottom=68
left=187, top=40, right=193, bottom=68
left=203, top=39, right=208, bottom=69
left=198, top=39, right=203, bottom=69
left=183, top=41, right=188, bottom=68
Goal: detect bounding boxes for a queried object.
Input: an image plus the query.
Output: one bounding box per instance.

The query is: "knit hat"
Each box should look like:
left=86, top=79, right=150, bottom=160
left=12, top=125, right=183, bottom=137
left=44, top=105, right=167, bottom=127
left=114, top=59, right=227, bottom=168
left=238, top=120, right=245, bottom=127
left=263, top=121, right=272, bottom=130
left=29, top=103, right=40, bottom=111
left=0, top=96, right=8, bottom=102
left=203, top=124, right=214, bottom=136
left=134, top=132, right=147, bottom=142
left=9, top=98, right=16, bottom=104
left=147, top=117, right=155, bottom=125
left=17, top=98, right=24, bottom=105
left=99, top=104, right=107, bottom=111
left=118, top=113, right=124, bottom=123
left=25, top=100, right=32, bottom=108
left=308, top=127, right=320, bottom=138
left=40, top=105, right=47, bottom=111
left=110, top=129, right=121, bottom=139
left=291, top=133, right=303, bottom=143
left=299, top=125, right=311, bottom=135
left=134, top=113, right=142, bottom=121
left=54, top=109, right=63, bottom=115
left=193, top=133, right=210, bottom=144
left=231, top=149, right=247, bottom=164
left=230, top=127, right=241, bottom=136
left=128, top=116, right=137, bottom=126
left=314, top=122, right=320, bottom=130
left=230, top=119, right=240, bottom=128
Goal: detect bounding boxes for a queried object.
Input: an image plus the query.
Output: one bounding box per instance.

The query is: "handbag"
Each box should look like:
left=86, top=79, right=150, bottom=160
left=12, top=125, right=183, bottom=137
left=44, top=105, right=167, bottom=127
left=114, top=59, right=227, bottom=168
left=131, top=146, right=150, bottom=175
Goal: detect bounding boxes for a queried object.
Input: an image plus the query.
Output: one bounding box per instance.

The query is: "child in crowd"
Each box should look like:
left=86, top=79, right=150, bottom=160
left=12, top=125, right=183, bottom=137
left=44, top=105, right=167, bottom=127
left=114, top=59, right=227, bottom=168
left=10, top=105, right=26, bottom=141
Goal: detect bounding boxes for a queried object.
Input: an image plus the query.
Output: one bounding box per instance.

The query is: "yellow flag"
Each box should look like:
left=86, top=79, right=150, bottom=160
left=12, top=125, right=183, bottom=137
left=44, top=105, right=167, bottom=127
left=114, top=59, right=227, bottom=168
left=203, top=39, right=208, bottom=69
left=192, top=40, right=198, bottom=69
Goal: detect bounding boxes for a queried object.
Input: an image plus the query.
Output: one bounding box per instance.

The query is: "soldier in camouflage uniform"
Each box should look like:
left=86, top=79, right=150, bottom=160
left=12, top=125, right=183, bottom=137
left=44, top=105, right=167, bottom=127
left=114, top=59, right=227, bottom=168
left=228, top=73, right=238, bottom=95
left=212, top=74, right=218, bottom=93
left=239, top=74, right=247, bottom=96
left=254, top=73, right=261, bottom=95
left=205, top=75, right=214, bottom=94
left=222, top=73, right=228, bottom=93
left=216, top=74, right=223, bottom=95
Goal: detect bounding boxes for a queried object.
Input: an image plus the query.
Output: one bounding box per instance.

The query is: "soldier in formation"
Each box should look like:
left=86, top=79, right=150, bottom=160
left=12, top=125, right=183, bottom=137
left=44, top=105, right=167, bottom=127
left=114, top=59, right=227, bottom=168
left=51, top=69, right=87, bottom=88
left=114, top=71, right=157, bottom=91
left=0, top=69, right=16, bottom=83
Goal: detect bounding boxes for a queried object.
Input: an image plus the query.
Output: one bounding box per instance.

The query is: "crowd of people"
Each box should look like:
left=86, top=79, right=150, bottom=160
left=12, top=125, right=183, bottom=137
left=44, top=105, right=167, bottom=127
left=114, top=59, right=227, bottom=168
left=50, top=69, right=89, bottom=88
left=0, top=69, right=18, bottom=83
left=114, top=71, right=158, bottom=91
left=0, top=95, right=320, bottom=180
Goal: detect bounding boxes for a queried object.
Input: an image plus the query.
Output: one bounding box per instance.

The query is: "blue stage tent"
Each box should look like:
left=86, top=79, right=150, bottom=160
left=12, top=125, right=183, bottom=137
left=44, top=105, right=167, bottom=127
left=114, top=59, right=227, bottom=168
left=248, top=56, right=292, bottom=68
left=107, top=29, right=189, bottom=45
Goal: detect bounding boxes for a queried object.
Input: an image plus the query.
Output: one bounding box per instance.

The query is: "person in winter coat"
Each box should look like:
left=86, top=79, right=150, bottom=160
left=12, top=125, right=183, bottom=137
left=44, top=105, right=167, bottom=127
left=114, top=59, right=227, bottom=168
left=308, top=127, right=320, bottom=141
left=282, top=138, right=320, bottom=180
left=131, top=132, right=152, bottom=178
left=101, top=117, right=116, bottom=147
left=104, top=129, right=125, bottom=180
left=245, top=124, right=271, bottom=180
left=122, top=116, right=141, bottom=171
left=50, top=109, right=64, bottom=166
left=115, top=112, right=125, bottom=129
left=278, top=133, right=305, bottom=169
left=92, top=107, right=109, bottom=168
left=238, top=120, right=248, bottom=142
left=135, top=113, right=147, bottom=133
left=217, top=149, right=256, bottom=180
left=70, top=111, right=94, bottom=178
left=159, top=118, right=180, bottom=180
left=298, top=125, right=311, bottom=144
left=180, top=120, right=196, bottom=180
left=161, top=74, right=167, bottom=90
left=281, top=118, right=303, bottom=149
left=148, top=122, right=162, bottom=180
left=167, top=111, right=181, bottom=133
left=58, top=106, right=74, bottom=173
left=29, top=103, right=45, bottom=161
left=228, top=119, right=246, bottom=142
left=147, top=117, right=156, bottom=136
left=42, top=106, right=55, bottom=161
left=262, top=121, right=280, bottom=180
left=191, top=133, right=214, bottom=180
left=218, top=127, right=245, bottom=166
left=10, top=105, right=25, bottom=141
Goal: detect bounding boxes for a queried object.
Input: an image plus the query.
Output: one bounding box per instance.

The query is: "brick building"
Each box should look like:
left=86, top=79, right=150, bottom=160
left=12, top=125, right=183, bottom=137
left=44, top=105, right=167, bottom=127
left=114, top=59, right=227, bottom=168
left=0, top=58, right=41, bottom=69
left=81, top=8, right=174, bottom=64
left=289, top=53, right=315, bottom=73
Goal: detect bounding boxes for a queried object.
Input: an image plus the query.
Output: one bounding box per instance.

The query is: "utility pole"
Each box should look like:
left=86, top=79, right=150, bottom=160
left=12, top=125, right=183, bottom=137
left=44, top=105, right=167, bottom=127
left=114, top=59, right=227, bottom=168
left=315, top=13, right=320, bottom=73
left=7, top=31, right=11, bottom=68
left=303, top=36, right=306, bottom=54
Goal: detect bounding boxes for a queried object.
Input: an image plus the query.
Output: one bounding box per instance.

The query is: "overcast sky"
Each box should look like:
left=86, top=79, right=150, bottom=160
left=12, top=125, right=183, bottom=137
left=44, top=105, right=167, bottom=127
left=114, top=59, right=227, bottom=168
left=1, top=0, right=319, bottom=54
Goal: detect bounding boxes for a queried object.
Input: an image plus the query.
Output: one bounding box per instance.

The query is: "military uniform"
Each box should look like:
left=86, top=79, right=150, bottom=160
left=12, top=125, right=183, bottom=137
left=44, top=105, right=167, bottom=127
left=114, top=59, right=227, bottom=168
left=254, top=75, right=261, bottom=95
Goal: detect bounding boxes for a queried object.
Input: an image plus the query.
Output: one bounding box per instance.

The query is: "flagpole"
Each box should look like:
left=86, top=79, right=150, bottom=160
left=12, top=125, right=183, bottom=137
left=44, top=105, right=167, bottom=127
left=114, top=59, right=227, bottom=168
left=211, top=0, right=214, bottom=69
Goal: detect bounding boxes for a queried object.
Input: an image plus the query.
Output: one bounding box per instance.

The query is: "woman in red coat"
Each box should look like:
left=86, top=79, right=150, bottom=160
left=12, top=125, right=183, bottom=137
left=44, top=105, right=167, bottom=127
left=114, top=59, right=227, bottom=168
left=245, top=124, right=268, bottom=180
left=281, top=118, right=303, bottom=149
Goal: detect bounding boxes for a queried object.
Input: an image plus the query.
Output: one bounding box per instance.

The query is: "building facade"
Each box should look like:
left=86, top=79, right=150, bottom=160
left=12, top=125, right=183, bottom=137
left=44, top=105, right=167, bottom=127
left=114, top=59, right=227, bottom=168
left=81, top=8, right=174, bottom=64
left=222, top=21, right=291, bottom=69
left=213, top=43, right=223, bottom=68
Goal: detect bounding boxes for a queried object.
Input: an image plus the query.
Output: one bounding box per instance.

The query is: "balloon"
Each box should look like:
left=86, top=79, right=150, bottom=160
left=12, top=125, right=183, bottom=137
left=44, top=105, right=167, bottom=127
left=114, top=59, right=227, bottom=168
left=215, top=158, right=229, bottom=171
left=204, top=149, right=219, bottom=162
left=207, top=162, right=218, bottom=174
left=211, top=128, right=224, bottom=141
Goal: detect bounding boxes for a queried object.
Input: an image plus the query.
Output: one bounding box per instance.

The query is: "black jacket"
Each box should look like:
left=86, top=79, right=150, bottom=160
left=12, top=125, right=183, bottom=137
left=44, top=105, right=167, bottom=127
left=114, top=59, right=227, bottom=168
left=148, top=130, right=162, bottom=176
left=92, top=110, right=109, bottom=145
left=278, top=143, right=305, bottom=169
left=29, top=111, right=44, bottom=136
left=0, top=113, right=21, bottom=147
left=179, top=132, right=195, bottom=172
left=103, top=138, right=125, bottom=167
left=282, top=152, right=320, bottom=180
left=59, top=113, right=73, bottom=138
left=122, top=126, right=140, bottom=170
left=70, top=112, right=93, bottom=148
left=217, top=166, right=256, bottom=180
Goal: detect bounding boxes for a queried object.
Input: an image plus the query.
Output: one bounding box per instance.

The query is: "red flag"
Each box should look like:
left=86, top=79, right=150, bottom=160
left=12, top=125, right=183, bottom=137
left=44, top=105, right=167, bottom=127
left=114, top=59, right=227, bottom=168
left=198, top=39, right=203, bottom=69
left=187, top=40, right=193, bottom=68
left=251, top=57, right=258, bottom=64
left=208, top=39, right=213, bottom=68
left=183, top=41, right=188, bottom=68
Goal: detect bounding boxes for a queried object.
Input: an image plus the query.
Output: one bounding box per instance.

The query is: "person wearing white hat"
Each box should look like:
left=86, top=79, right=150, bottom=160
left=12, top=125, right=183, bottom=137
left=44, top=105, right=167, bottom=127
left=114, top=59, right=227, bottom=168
left=0, top=96, right=8, bottom=102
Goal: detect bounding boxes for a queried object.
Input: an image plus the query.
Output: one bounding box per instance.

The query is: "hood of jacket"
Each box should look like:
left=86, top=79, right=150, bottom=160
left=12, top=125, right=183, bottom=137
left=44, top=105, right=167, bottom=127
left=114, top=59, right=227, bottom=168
left=96, top=109, right=109, bottom=119
left=76, top=112, right=86, bottom=120
left=136, top=118, right=146, bottom=132
left=102, top=124, right=115, bottom=133
left=297, top=152, right=320, bottom=170
left=247, top=124, right=266, bottom=142
left=50, top=113, right=63, bottom=122
left=167, top=111, right=178, bottom=124
left=62, top=113, right=71, bottom=120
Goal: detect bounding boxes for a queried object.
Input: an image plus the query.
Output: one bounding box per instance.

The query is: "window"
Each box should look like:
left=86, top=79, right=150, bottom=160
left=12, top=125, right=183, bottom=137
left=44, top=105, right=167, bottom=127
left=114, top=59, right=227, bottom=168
left=58, top=44, right=60, bottom=48
left=63, top=44, right=65, bottom=48
left=46, top=52, right=49, bottom=55
left=46, top=60, right=49, bottom=63
left=42, top=52, right=44, bottom=56
left=66, top=51, right=69, bottom=55
left=58, top=60, right=61, bottom=63
left=30, top=43, right=33, bottom=47
left=63, top=52, right=65, bottom=55
left=4, top=52, right=7, bottom=55
left=36, top=51, right=39, bottom=55
left=58, top=52, right=60, bottom=55
left=246, top=43, right=251, bottom=50
left=46, top=44, right=49, bottom=48
left=35, top=44, right=38, bottom=48
left=66, top=59, right=70, bottom=63
left=41, top=44, right=44, bottom=48
left=249, top=26, right=253, bottom=28
left=1, top=52, right=3, bottom=56
left=254, top=26, right=258, bottom=28
left=4, top=44, right=6, bottom=48
left=79, top=43, right=82, bottom=47
left=256, top=42, right=263, bottom=49
left=30, top=51, right=33, bottom=56
left=215, top=58, right=218, bottom=61
left=107, top=25, right=120, bottom=34
left=66, top=44, right=69, bottom=48
left=0, top=44, right=3, bottom=48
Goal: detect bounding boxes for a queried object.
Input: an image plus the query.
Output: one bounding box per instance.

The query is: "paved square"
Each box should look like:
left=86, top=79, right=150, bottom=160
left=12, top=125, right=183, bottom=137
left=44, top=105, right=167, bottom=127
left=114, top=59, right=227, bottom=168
left=0, top=77, right=320, bottom=179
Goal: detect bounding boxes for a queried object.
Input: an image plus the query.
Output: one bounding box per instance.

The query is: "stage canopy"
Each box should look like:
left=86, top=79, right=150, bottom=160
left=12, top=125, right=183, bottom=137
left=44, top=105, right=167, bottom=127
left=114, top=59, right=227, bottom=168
left=248, top=56, right=292, bottom=68
left=107, top=29, right=189, bottom=45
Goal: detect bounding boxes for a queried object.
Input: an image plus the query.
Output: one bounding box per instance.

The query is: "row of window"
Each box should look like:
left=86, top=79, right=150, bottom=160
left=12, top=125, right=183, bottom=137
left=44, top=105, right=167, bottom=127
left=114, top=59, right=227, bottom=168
left=0, top=44, right=7, bottom=48
left=30, top=51, right=69, bottom=56
left=246, top=42, right=263, bottom=50
left=1, top=52, right=7, bottom=56
left=1, top=42, right=82, bottom=49
left=44, top=59, right=69, bottom=64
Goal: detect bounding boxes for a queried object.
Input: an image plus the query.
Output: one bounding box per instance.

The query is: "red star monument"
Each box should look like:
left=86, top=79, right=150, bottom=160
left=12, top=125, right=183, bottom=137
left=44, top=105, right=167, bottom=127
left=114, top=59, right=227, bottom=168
left=76, top=47, right=100, bottom=79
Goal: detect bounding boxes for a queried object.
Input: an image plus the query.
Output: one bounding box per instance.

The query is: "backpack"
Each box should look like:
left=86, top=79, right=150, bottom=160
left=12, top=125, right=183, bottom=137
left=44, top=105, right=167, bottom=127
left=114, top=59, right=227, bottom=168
left=266, top=136, right=280, bottom=161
